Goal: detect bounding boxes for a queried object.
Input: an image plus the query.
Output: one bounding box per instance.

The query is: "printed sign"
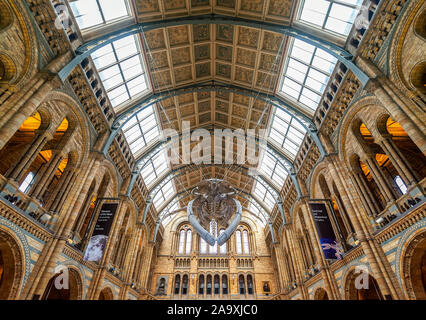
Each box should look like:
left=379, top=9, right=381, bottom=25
left=83, top=202, right=118, bottom=262
left=309, top=202, right=343, bottom=260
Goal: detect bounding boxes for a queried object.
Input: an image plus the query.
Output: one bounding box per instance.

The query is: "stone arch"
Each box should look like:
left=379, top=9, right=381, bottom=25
left=99, top=286, right=114, bottom=300
left=413, top=8, right=426, bottom=40
left=342, top=265, right=384, bottom=300
left=336, top=95, right=382, bottom=165
left=388, top=0, right=426, bottom=100
left=313, top=287, right=329, bottom=300
left=0, top=0, right=39, bottom=89
left=399, top=227, right=426, bottom=300
left=41, top=91, right=92, bottom=167
left=409, top=61, right=426, bottom=95
left=0, top=0, right=13, bottom=31
left=0, top=227, right=25, bottom=299
left=0, top=53, right=16, bottom=83
left=42, top=266, right=83, bottom=300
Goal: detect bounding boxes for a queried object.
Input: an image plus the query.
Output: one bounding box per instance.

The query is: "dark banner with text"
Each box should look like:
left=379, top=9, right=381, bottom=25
left=309, top=202, right=342, bottom=260
left=83, top=202, right=119, bottom=262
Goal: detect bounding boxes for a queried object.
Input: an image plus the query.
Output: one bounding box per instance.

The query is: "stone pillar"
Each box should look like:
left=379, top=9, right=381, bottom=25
left=377, top=136, right=418, bottom=185
left=350, top=171, right=381, bottom=216
left=325, top=155, right=404, bottom=299
left=29, top=151, right=64, bottom=200
left=364, top=155, right=396, bottom=203
left=138, top=242, right=155, bottom=291
left=0, top=77, right=61, bottom=151
left=46, top=169, right=77, bottom=212
left=7, top=130, right=52, bottom=182
left=369, top=81, right=426, bottom=154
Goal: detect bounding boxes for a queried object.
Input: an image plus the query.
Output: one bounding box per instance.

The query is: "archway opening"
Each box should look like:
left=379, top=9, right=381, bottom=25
left=405, top=232, right=426, bottom=300
left=42, top=268, right=81, bottom=300
left=314, top=288, right=329, bottom=300
left=346, top=271, right=384, bottom=300
left=0, top=112, right=42, bottom=176
left=99, top=287, right=113, bottom=300
left=0, top=231, right=23, bottom=300
left=384, top=117, right=426, bottom=180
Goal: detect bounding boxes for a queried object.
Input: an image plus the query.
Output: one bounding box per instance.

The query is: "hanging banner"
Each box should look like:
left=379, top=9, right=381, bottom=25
left=83, top=202, right=119, bottom=262
left=309, top=202, right=343, bottom=260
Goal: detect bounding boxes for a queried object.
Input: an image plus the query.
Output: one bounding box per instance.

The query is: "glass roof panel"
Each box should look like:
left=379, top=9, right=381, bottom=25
left=280, top=39, right=337, bottom=112
left=299, top=0, right=362, bottom=36
left=153, top=180, right=175, bottom=210
left=69, top=0, right=130, bottom=30
left=268, top=108, right=307, bottom=160
left=90, top=35, right=149, bottom=109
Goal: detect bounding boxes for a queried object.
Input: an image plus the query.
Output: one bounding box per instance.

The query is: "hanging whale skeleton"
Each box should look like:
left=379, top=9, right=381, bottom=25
left=187, top=179, right=242, bottom=246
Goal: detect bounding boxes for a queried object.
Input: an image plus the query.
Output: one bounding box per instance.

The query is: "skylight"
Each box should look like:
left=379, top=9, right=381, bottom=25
left=161, top=202, right=180, bottom=226
left=268, top=108, right=307, bottom=160
left=258, top=151, right=289, bottom=188
left=252, top=181, right=275, bottom=211
left=280, top=39, right=337, bottom=112
left=91, top=35, right=149, bottom=109
left=248, top=203, right=267, bottom=227
left=69, top=0, right=130, bottom=30
left=122, top=105, right=160, bottom=155
left=153, top=180, right=175, bottom=210
left=140, top=150, right=170, bottom=187
left=299, top=0, right=362, bottom=36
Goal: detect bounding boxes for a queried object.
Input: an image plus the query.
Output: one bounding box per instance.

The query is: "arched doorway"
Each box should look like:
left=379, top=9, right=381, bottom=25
left=345, top=269, right=384, bottom=300
left=314, top=287, right=329, bottom=300
left=0, top=229, right=24, bottom=300
left=402, top=231, right=426, bottom=300
left=99, top=287, right=114, bottom=300
left=42, top=268, right=82, bottom=300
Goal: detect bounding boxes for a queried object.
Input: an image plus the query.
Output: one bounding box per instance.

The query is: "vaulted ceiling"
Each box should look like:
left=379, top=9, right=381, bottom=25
left=66, top=0, right=361, bottom=225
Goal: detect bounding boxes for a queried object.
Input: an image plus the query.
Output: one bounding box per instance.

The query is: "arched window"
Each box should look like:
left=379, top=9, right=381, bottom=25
left=394, top=175, right=408, bottom=195
left=222, top=275, right=228, bottom=295
left=200, top=237, right=207, bottom=254
left=206, top=275, right=212, bottom=295
left=174, top=275, right=180, bottom=295
left=247, top=275, right=254, bottom=295
left=178, top=226, right=192, bottom=255
left=236, top=230, right=242, bottom=254
left=243, top=230, right=250, bottom=254
left=182, top=275, right=188, bottom=295
left=178, top=230, right=185, bottom=254
left=19, top=172, right=34, bottom=193
left=198, top=275, right=204, bottom=295
left=214, top=275, right=220, bottom=294
left=185, top=230, right=192, bottom=254
left=239, top=275, right=245, bottom=295
left=219, top=229, right=227, bottom=254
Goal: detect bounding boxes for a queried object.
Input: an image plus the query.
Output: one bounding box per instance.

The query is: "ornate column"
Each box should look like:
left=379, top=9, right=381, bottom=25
left=7, top=130, right=52, bottom=182
left=377, top=135, right=418, bottom=185
left=28, top=151, right=64, bottom=200
left=363, top=155, right=397, bottom=203
left=138, top=242, right=155, bottom=293
left=349, top=170, right=381, bottom=216
left=325, top=155, right=404, bottom=299
left=46, top=168, right=77, bottom=212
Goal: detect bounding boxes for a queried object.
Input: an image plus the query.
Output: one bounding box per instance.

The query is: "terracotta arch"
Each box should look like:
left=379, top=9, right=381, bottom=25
left=400, top=229, right=426, bottom=300
left=99, top=286, right=114, bottom=300
left=0, top=228, right=25, bottom=300
left=41, top=266, right=83, bottom=300
left=313, top=287, right=329, bottom=300
left=343, top=266, right=384, bottom=300
left=0, top=0, right=13, bottom=31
